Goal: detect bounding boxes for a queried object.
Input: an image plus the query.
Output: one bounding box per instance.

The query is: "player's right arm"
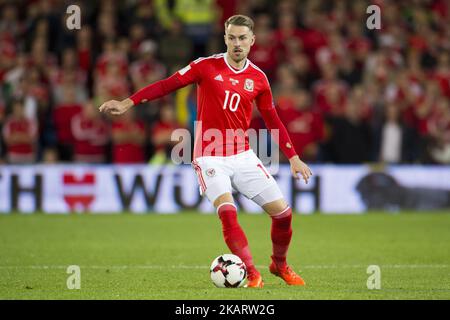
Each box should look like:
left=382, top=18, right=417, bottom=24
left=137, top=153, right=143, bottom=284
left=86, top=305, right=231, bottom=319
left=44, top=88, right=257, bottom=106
left=99, top=62, right=201, bottom=116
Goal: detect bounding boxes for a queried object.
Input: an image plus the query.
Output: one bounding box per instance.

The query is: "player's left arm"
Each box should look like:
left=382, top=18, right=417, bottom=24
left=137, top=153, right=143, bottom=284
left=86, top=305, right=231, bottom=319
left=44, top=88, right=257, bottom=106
left=256, top=86, right=313, bottom=184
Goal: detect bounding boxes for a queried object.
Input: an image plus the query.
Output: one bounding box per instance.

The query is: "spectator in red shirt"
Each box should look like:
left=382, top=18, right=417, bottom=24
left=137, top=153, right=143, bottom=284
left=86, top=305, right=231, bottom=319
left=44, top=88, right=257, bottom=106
left=95, top=39, right=128, bottom=79
left=316, top=31, right=347, bottom=70
left=76, top=26, right=93, bottom=73
left=432, top=52, right=450, bottom=98
left=53, top=85, right=83, bottom=161
left=298, top=10, right=328, bottom=73
left=130, top=40, right=166, bottom=92
left=278, top=89, right=325, bottom=162
left=248, top=27, right=279, bottom=80
left=150, top=103, right=180, bottom=164
left=0, top=32, right=17, bottom=83
left=111, top=109, right=146, bottom=164
left=28, top=36, right=57, bottom=76
left=273, top=64, right=299, bottom=108
left=95, top=61, right=130, bottom=101
left=71, top=99, right=109, bottom=163
left=273, top=13, right=303, bottom=58
left=50, top=47, right=88, bottom=101
left=346, top=21, right=372, bottom=70
left=313, top=63, right=348, bottom=117
left=2, top=99, right=38, bottom=163
left=216, top=0, right=238, bottom=28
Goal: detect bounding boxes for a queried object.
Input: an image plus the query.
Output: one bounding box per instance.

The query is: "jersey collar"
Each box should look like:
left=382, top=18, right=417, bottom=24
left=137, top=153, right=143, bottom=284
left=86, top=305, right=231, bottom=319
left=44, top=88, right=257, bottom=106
left=223, top=52, right=249, bottom=74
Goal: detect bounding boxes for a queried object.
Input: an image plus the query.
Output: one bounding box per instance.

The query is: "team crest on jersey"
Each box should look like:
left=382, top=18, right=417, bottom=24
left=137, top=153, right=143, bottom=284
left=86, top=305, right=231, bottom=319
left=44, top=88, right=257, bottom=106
left=206, top=168, right=216, bottom=177
left=244, top=79, right=254, bottom=92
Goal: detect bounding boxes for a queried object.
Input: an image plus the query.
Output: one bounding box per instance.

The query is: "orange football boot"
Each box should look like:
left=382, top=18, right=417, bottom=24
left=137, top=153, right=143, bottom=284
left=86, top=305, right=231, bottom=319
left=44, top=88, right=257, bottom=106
left=245, top=272, right=264, bottom=288
left=269, top=262, right=306, bottom=286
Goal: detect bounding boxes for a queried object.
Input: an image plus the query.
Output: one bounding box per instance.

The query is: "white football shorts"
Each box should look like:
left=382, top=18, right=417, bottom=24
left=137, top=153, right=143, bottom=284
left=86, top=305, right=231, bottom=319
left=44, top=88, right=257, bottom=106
left=191, top=149, right=284, bottom=206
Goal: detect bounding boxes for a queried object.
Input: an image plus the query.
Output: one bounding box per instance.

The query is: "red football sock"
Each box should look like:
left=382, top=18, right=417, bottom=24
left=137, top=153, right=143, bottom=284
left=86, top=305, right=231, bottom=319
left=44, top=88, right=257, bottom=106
left=270, top=207, right=293, bottom=268
left=217, top=203, right=258, bottom=277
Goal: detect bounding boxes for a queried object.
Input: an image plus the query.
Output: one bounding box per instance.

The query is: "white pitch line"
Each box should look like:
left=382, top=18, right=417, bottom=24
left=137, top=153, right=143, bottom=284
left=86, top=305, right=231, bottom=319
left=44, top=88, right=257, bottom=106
left=0, top=264, right=448, bottom=269
left=300, top=264, right=450, bottom=269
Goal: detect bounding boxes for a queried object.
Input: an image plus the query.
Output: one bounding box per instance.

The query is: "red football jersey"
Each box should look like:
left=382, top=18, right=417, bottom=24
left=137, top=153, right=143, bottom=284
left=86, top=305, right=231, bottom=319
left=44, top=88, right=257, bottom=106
left=112, top=119, right=146, bottom=163
left=71, top=114, right=109, bottom=163
left=129, top=52, right=297, bottom=160
left=175, top=53, right=274, bottom=158
left=2, top=116, right=38, bottom=162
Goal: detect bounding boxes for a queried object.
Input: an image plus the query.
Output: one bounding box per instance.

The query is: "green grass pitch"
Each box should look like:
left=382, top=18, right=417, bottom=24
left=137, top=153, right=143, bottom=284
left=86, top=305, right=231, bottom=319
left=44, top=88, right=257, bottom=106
left=0, top=212, right=449, bottom=300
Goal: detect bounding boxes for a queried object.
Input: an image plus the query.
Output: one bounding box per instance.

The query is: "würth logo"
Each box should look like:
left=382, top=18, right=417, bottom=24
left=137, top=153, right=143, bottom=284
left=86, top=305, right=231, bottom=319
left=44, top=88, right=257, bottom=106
left=63, top=173, right=96, bottom=212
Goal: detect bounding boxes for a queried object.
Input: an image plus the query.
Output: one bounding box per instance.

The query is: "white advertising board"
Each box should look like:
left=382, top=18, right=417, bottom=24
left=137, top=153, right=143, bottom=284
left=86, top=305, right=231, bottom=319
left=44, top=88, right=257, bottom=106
left=0, top=165, right=449, bottom=214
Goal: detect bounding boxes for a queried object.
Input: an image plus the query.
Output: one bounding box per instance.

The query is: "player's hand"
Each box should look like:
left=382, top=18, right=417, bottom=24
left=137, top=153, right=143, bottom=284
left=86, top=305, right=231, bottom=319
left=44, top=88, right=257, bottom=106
left=289, top=155, right=313, bottom=184
left=99, top=98, right=134, bottom=116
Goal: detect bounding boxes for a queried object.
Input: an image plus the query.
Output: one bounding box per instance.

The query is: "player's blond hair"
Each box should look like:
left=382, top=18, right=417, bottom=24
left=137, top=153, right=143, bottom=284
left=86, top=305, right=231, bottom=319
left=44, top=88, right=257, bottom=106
left=225, top=15, right=254, bottom=32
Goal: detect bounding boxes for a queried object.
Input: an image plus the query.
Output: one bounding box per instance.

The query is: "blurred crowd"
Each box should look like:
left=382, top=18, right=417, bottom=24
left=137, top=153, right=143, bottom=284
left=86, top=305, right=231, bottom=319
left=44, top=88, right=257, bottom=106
left=0, top=0, right=449, bottom=165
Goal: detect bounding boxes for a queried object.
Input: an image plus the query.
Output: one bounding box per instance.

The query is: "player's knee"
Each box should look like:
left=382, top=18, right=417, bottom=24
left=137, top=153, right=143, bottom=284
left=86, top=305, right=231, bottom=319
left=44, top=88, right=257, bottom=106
left=263, top=199, right=289, bottom=216
left=213, top=192, right=235, bottom=208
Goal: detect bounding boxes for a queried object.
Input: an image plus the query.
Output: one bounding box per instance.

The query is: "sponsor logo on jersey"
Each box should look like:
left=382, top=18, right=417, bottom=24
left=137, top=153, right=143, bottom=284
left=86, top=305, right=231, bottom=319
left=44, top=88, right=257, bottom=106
left=229, top=78, right=239, bottom=86
left=244, top=79, right=254, bottom=92
left=214, top=74, right=224, bottom=81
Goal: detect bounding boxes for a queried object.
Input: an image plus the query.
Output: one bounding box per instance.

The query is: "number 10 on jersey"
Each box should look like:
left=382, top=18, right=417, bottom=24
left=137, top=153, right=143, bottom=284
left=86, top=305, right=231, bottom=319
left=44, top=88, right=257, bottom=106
left=223, top=90, right=241, bottom=112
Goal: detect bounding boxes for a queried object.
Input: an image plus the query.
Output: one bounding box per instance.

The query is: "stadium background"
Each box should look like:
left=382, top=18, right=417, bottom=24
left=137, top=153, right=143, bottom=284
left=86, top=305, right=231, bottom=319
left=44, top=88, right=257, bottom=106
left=0, top=0, right=449, bottom=214
left=0, top=0, right=449, bottom=166
left=0, top=0, right=450, bottom=301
